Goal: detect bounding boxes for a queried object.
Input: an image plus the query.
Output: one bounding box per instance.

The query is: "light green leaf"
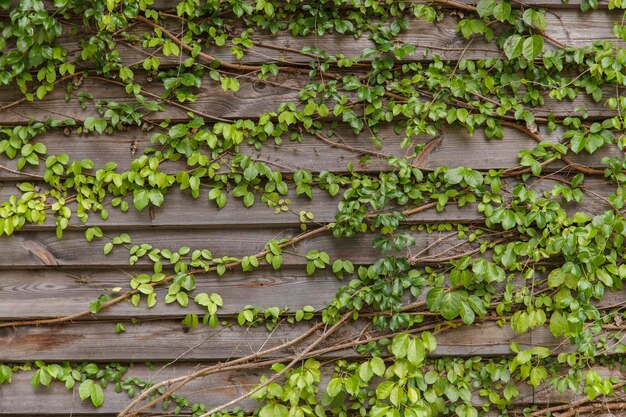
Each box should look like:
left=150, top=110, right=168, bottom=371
left=440, top=291, right=462, bottom=320
left=522, top=35, right=543, bottom=60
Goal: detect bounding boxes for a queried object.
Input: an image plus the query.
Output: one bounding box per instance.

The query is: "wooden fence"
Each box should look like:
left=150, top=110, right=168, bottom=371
left=1, top=1, right=625, bottom=416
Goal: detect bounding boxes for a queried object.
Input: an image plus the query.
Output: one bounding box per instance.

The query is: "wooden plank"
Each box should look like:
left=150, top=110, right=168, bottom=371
left=43, top=10, right=625, bottom=66
left=0, top=71, right=619, bottom=124
left=4, top=212, right=621, bottom=269
left=0, top=361, right=537, bottom=416
left=0, top=320, right=533, bottom=361
left=0, top=124, right=622, bottom=182
left=0, top=361, right=622, bottom=416
left=534, top=366, right=626, bottom=404
left=0, top=73, right=302, bottom=124
left=0, top=186, right=344, bottom=230
left=0, top=363, right=271, bottom=415
left=3, top=320, right=614, bottom=383
left=1, top=263, right=622, bottom=320
left=0, top=171, right=618, bottom=267
left=0, top=267, right=345, bottom=320
left=0, top=174, right=615, bottom=233
left=3, top=365, right=621, bottom=417
left=10, top=0, right=610, bottom=11
left=0, top=227, right=440, bottom=268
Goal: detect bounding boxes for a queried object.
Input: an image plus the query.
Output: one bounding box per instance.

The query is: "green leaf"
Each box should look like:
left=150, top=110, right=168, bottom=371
left=522, top=35, right=544, bottom=60
left=148, top=189, right=164, bottom=207
left=407, top=338, right=425, bottom=365
left=459, top=301, right=475, bottom=325
left=133, top=189, right=150, bottom=210
left=476, top=0, right=496, bottom=17
left=370, top=356, right=386, bottom=376
left=79, top=379, right=93, bottom=401
left=444, top=167, right=464, bottom=184
left=422, top=332, right=437, bottom=352
left=548, top=268, right=565, bottom=288
left=503, top=34, right=523, bottom=59
left=493, top=1, right=511, bottom=21
left=327, top=378, right=342, bottom=397
left=549, top=311, right=568, bottom=337
left=103, top=242, right=113, bottom=255
left=440, top=291, right=462, bottom=320
left=426, top=287, right=444, bottom=311
left=243, top=192, right=254, bottom=207
left=90, top=382, right=104, bottom=407
left=390, top=333, right=410, bottom=358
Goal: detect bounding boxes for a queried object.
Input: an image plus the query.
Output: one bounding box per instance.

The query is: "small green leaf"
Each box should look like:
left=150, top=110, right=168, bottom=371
left=133, top=189, right=150, bottom=210
left=522, top=35, right=544, bottom=60
left=503, top=34, right=523, bottom=59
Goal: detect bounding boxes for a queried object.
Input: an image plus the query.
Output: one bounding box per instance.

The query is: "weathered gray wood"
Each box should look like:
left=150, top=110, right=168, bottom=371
left=0, top=227, right=446, bottom=268
left=47, top=10, right=625, bottom=66
left=0, top=363, right=271, bottom=415
left=0, top=320, right=534, bottom=361
left=11, top=0, right=611, bottom=11
left=0, top=267, right=345, bottom=320
left=3, top=214, right=618, bottom=269
left=0, top=124, right=622, bottom=182
left=0, top=72, right=618, bottom=124
left=0, top=361, right=620, bottom=415
left=0, top=174, right=615, bottom=232
left=1, top=263, right=622, bottom=320
left=0, top=361, right=537, bottom=416
left=534, top=366, right=626, bottom=404
left=0, top=73, right=302, bottom=124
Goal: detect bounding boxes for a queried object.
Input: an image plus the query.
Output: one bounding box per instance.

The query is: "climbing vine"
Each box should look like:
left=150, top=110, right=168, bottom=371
left=1, top=0, right=626, bottom=416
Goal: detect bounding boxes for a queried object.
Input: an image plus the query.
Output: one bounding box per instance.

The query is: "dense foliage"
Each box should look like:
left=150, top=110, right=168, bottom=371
left=0, top=0, right=626, bottom=416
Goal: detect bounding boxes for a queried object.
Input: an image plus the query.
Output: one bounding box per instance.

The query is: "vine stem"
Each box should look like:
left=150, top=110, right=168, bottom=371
left=314, top=132, right=391, bottom=159
left=118, top=319, right=328, bottom=417
left=197, top=312, right=352, bottom=417
left=501, top=120, right=606, bottom=175
left=134, top=15, right=327, bottom=77
left=121, top=318, right=450, bottom=417
left=0, top=74, right=74, bottom=113
left=529, top=381, right=626, bottom=417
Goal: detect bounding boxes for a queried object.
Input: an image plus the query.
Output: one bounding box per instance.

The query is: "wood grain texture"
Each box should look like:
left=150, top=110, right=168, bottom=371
left=0, top=363, right=271, bottom=415
left=0, top=361, right=542, bottom=415
left=0, top=227, right=459, bottom=268
left=2, top=211, right=620, bottom=269
left=0, top=73, right=302, bottom=124
left=0, top=124, right=622, bottom=182
left=43, top=10, right=624, bottom=67
left=0, top=267, right=345, bottom=320
left=0, top=71, right=619, bottom=124
left=0, top=319, right=536, bottom=361
left=1, top=264, right=622, bottom=320
left=0, top=174, right=615, bottom=232
left=17, top=0, right=611, bottom=11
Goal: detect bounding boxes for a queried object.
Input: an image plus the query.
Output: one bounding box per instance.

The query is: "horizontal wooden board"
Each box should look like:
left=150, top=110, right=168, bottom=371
left=3, top=210, right=620, bottom=270
left=16, top=364, right=624, bottom=416
left=0, top=227, right=451, bottom=268
left=8, top=0, right=609, bottom=11
left=1, top=265, right=622, bottom=320
left=1, top=360, right=620, bottom=416
left=0, top=319, right=543, bottom=361
left=0, top=361, right=541, bottom=416
left=0, top=73, right=302, bottom=124
left=0, top=124, right=622, bottom=182
left=0, top=363, right=272, bottom=415
left=0, top=174, right=615, bottom=232
left=0, top=72, right=619, bottom=124
left=0, top=267, right=345, bottom=320
left=40, top=10, right=624, bottom=68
